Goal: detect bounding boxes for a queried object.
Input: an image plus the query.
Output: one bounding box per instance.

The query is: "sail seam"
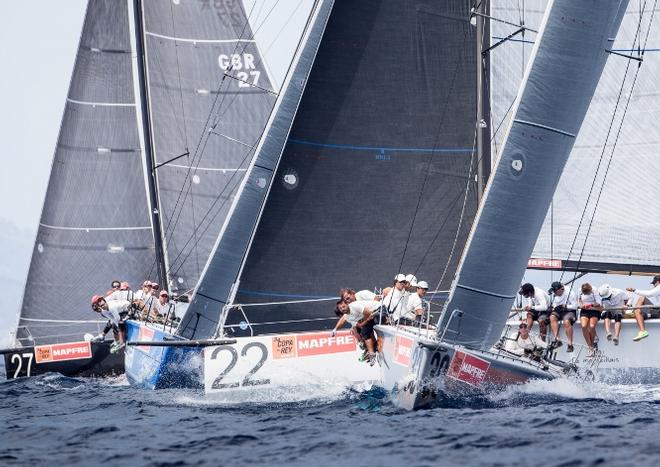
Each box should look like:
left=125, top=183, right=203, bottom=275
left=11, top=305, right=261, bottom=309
left=145, top=31, right=256, bottom=44
left=455, top=283, right=516, bottom=299
left=166, top=163, right=247, bottom=172
left=288, top=138, right=474, bottom=153
left=39, top=223, right=152, bottom=231
left=67, top=98, right=135, bottom=107
left=513, top=118, right=576, bottom=138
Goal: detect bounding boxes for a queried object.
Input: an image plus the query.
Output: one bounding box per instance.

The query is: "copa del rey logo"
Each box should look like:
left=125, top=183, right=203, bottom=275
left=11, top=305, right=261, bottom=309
left=447, top=351, right=490, bottom=387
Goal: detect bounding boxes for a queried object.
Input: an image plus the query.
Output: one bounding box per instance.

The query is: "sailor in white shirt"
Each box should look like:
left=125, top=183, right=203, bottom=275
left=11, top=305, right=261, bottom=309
left=134, top=280, right=153, bottom=301
left=106, top=281, right=134, bottom=302
left=395, top=280, right=428, bottom=324
left=625, top=275, right=660, bottom=342
left=382, top=274, right=409, bottom=319
left=91, top=295, right=130, bottom=351
left=505, top=322, right=548, bottom=359
left=332, top=299, right=380, bottom=363
left=521, top=283, right=550, bottom=341
left=548, top=281, right=578, bottom=352
left=152, top=290, right=175, bottom=321
left=340, top=288, right=381, bottom=304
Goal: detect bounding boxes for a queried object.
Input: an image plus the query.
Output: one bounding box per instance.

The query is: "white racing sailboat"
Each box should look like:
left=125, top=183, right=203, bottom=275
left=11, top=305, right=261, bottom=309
left=376, top=0, right=629, bottom=410
left=492, top=0, right=660, bottom=377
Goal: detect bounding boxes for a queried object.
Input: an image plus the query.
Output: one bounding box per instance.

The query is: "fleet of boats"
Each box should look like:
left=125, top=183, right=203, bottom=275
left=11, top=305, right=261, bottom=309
left=4, top=0, right=660, bottom=411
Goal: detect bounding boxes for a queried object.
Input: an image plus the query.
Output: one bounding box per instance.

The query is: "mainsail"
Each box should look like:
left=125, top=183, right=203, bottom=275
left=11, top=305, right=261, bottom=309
left=16, top=0, right=156, bottom=346
left=439, top=0, right=629, bottom=350
left=180, top=0, right=482, bottom=339
left=492, top=1, right=660, bottom=275
left=141, top=0, right=277, bottom=293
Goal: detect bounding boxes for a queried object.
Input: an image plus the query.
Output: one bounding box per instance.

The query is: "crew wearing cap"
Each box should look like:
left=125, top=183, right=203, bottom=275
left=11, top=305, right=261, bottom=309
left=625, top=275, right=660, bottom=342
left=505, top=322, right=548, bottom=359
left=151, top=290, right=175, bottom=322
left=134, top=280, right=153, bottom=301
left=395, top=280, right=429, bottom=324
left=106, top=281, right=133, bottom=302
left=596, top=284, right=628, bottom=347
left=91, top=295, right=130, bottom=351
left=548, top=281, right=577, bottom=352
left=405, top=274, right=418, bottom=292
left=520, top=283, right=551, bottom=341
left=382, top=274, right=409, bottom=317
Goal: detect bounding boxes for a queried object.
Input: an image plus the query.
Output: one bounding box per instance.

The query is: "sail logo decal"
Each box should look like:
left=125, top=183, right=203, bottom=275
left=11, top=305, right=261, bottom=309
left=138, top=326, right=155, bottom=353
left=447, top=351, right=490, bottom=387
left=393, top=335, right=414, bottom=366
left=271, top=331, right=356, bottom=359
left=34, top=341, right=92, bottom=364
left=509, top=151, right=526, bottom=178
left=528, top=258, right=562, bottom=269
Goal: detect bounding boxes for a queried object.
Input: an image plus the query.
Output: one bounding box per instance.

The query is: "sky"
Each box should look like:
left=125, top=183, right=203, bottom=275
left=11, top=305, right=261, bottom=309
left=0, top=1, right=652, bottom=346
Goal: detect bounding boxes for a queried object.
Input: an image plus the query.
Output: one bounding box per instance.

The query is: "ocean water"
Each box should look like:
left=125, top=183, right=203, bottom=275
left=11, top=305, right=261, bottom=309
left=1, top=373, right=660, bottom=467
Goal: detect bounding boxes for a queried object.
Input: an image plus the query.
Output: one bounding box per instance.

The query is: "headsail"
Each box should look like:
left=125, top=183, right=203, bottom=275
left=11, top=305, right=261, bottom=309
left=439, top=0, right=629, bottom=350
left=141, top=0, right=277, bottom=293
left=180, top=0, right=482, bottom=339
left=16, top=0, right=156, bottom=346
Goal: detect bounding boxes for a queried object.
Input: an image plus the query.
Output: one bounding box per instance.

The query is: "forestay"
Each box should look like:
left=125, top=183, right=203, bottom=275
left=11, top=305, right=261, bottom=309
left=182, top=0, right=482, bottom=339
left=141, top=0, right=277, bottom=293
left=440, top=0, right=629, bottom=350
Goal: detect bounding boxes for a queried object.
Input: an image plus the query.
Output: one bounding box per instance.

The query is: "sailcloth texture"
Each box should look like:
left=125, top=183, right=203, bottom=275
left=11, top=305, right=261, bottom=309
left=440, top=0, right=629, bottom=350
left=17, top=0, right=155, bottom=345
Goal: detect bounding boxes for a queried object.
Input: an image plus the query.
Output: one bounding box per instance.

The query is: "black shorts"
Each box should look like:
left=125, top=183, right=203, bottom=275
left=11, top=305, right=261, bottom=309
left=601, top=310, right=623, bottom=322
left=581, top=309, right=601, bottom=320
left=551, top=307, right=576, bottom=324
left=358, top=319, right=376, bottom=340
left=531, top=310, right=549, bottom=324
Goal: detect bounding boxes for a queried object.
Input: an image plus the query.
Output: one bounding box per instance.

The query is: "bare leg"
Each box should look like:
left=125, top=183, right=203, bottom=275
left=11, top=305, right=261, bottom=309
left=604, top=318, right=612, bottom=337
left=526, top=313, right=534, bottom=331
left=563, top=320, right=574, bottom=345
left=581, top=317, right=592, bottom=348
left=634, top=308, right=646, bottom=333
left=365, top=337, right=375, bottom=353
left=614, top=321, right=622, bottom=340
left=550, top=315, right=560, bottom=341
left=589, top=317, right=599, bottom=346
left=539, top=320, right=548, bottom=342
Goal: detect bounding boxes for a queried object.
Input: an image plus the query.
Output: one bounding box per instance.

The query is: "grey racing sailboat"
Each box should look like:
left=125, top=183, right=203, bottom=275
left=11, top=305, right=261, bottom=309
left=377, top=0, right=629, bottom=410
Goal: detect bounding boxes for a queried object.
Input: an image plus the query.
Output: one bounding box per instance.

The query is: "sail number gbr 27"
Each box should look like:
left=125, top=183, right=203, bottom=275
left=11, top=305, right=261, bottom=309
left=218, top=53, right=261, bottom=88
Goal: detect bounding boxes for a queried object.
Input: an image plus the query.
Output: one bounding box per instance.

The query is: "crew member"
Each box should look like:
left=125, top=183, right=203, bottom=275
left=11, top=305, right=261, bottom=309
left=394, top=280, right=428, bottom=325
left=548, top=281, right=577, bottom=352
left=106, top=281, right=133, bottom=302
left=91, top=295, right=130, bottom=352
left=521, top=283, right=550, bottom=341
left=626, top=275, right=660, bottom=342
left=105, top=280, right=121, bottom=297
left=505, top=322, right=548, bottom=360
left=152, top=290, right=175, bottom=322
left=382, top=274, right=409, bottom=318
left=332, top=299, right=380, bottom=365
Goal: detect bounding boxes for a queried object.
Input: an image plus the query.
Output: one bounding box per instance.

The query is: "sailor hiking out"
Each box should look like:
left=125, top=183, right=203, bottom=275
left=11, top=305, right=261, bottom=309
left=521, top=283, right=550, bottom=341
left=626, top=275, right=660, bottom=342
left=91, top=295, right=130, bottom=353
left=548, top=281, right=578, bottom=352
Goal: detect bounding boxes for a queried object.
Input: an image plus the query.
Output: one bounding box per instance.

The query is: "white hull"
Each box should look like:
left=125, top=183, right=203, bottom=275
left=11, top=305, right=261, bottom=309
left=504, top=318, right=660, bottom=380
left=203, top=330, right=380, bottom=401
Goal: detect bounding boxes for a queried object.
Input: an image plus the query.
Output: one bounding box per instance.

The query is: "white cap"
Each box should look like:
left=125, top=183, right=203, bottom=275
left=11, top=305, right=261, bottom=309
left=405, top=274, right=417, bottom=285
left=598, top=284, right=612, bottom=298
left=394, top=273, right=406, bottom=282
left=417, top=281, right=429, bottom=289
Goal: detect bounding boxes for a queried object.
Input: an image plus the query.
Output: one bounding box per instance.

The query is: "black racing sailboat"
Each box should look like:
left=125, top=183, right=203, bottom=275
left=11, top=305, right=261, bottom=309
left=4, top=0, right=277, bottom=379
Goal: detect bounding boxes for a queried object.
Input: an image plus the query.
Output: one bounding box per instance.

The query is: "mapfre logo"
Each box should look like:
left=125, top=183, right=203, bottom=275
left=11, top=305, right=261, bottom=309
left=35, top=341, right=92, bottom=363
left=528, top=258, right=562, bottom=269
left=447, top=351, right=490, bottom=387
left=393, top=335, right=414, bottom=366
left=296, top=331, right=356, bottom=357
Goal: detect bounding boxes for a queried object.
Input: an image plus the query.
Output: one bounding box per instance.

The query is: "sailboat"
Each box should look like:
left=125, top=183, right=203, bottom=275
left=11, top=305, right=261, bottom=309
left=492, top=0, right=660, bottom=376
left=125, top=0, right=487, bottom=392
left=377, top=0, right=629, bottom=410
left=3, top=0, right=277, bottom=380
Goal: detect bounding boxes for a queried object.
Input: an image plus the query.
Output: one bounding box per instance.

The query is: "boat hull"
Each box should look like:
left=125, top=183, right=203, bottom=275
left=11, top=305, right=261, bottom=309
left=124, top=320, right=203, bottom=390
left=505, top=318, right=660, bottom=381
left=377, top=325, right=559, bottom=410
left=203, top=330, right=380, bottom=398
left=2, top=340, right=124, bottom=379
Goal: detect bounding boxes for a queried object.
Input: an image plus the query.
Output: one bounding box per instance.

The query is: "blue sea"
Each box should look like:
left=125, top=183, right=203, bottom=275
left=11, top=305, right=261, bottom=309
left=1, top=371, right=660, bottom=467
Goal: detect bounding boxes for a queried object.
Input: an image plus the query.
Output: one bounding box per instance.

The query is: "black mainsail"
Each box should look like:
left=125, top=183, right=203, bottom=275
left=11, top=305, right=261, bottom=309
left=181, top=0, right=482, bottom=339
left=15, top=0, right=156, bottom=346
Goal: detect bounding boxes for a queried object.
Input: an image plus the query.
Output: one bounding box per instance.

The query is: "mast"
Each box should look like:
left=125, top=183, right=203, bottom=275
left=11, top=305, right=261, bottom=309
left=131, top=0, right=168, bottom=288
left=476, top=0, right=491, bottom=199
